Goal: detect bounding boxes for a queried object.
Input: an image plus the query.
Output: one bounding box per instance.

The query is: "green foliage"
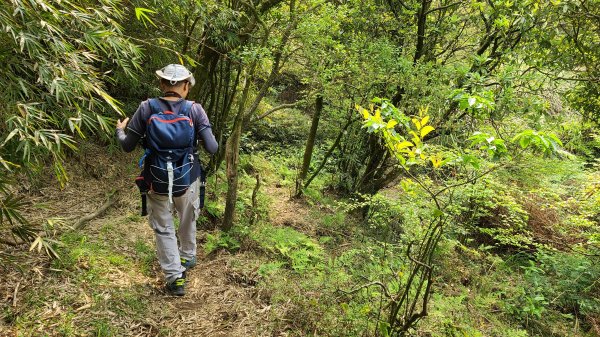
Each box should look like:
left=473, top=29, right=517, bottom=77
left=12, top=227, right=152, bottom=336
left=0, top=0, right=142, bottom=181
left=499, top=251, right=600, bottom=331
left=534, top=251, right=600, bottom=317
left=3, top=0, right=600, bottom=335
left=204, top=230, right=241, bottom=254
left=359, top=100, right=437, bottom=166
left=0, top=184, right=38, bottom=250
left=257, top=261, right=285, bottom=277
left=134, top=7, right=157, bottom=28
left=93, top=318, right=115, bottom=337
left=0, top=0, right=142, bottom=254
left=468, top=132, right=509, bottom=161
left=450, top=88, right=496, bottom=118
left=504, top=260, right=549, bottom=321
left=559, top=121, right=600, bottom=160
left=449, top=177, right=532, bottom=253
left=249, top=103, right=312, bottom=150
left=202, top=198, right=225, bottom=221
left=133, top=238, right=155, bottom=276
left=512, top=130, right=566, bottom=157
left=253, top=225, right=324, bottom=273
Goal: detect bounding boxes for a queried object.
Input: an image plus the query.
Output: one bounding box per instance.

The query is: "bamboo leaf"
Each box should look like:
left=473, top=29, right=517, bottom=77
left=2, top=129, right=20, bottom=146
left=135, top=7, right=158, bottom=28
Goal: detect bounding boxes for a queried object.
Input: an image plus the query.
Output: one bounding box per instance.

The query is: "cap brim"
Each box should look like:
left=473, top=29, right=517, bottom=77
left=156, top=71, right=192, bottom=82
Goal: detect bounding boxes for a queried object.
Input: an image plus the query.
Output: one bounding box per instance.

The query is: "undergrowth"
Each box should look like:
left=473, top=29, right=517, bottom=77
left=7, top=215, right=158, bottom=336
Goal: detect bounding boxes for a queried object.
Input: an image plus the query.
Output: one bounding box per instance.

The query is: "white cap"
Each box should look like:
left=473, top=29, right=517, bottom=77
left=155, top=64, right=195, bottom=86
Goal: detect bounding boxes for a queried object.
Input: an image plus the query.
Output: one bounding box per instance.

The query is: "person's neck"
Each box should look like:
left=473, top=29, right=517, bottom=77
left=162, top=91, right=185, bottom=100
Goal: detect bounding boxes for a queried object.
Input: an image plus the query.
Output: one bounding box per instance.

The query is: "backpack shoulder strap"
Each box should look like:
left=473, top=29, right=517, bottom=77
left=148, top=98, right=163, bottom=115
left=180, top=100, right=194, bottom=117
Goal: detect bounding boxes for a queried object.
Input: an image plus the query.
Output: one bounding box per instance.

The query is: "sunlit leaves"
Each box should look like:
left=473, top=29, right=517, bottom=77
left=469, top=132, right=509, bottom=161
left=359, top=99, right=442, bottom=167
left=468, top=129, right=567, bottom=161
left=0, top=0, right=142, bottom=176
left=421, top=125, right=434, bottom=138
left=134, top=7, right=157, bottom=28
left=450, top=88, right=496, bottom=117
left=512, top=130, right=567, bottom=157
left=386, top=120, right=398, bottom=129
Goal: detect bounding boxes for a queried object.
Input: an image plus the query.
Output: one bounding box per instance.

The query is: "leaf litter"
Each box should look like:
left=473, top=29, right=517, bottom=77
left=0, top=143, right=301, bottom=336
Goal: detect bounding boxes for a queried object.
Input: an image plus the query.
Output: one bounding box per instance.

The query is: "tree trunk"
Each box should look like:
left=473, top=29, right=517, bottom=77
left=296, top=95, right=323, bottom=196
left=303, top=116, right=354, bottom=190
left=221, top=72, right=253, bottom=231
left=221, top=0, right=297, bottom=230
left=413, top=0, right=432, bottom=64
left=222, top=114, right=243, bottom=231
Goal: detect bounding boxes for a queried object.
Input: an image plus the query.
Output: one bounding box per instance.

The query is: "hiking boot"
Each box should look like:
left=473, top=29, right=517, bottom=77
left=165, top=273, right=186, bottom=296
left=181, top=256, right=197, bottom=270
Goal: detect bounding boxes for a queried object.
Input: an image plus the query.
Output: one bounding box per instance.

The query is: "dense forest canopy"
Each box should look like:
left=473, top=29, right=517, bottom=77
left=1, top=0, right=599, bottom=336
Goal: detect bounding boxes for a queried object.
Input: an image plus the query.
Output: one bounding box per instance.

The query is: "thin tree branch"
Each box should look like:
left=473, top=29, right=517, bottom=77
left=336, top=281, right=393, bottom=299
left=74, top=190, right=118, bottom=230
left=0, top=237, right=23, bottom=246
left=425, top=2, right=460, bottom=15
left=251, top=102, right=301, bottom=123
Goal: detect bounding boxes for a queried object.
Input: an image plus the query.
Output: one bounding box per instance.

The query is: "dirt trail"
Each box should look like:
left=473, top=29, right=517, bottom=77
left=160, top=180, right=307, bottom=336
left=1, top=148, right=304, bottom=336
left=127, top=178, right=306, bottom=336
left=264, top=184, right=314, bottom=232
left=149, top=252, right=273, bottom=337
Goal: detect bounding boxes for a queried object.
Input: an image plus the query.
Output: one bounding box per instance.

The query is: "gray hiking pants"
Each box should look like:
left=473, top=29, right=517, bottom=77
left=147, top=179, right=200, bottom=283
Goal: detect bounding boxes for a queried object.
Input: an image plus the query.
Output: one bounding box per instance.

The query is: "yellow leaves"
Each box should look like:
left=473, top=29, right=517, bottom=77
left=373, top=108, right=382, bottom=124
left=409, top=131, right=421, bottom=145
left=411, top=112, right=435, bottom=139
left=359, top=101, right=439, bottom=167
left=361, top=108, right=370, bottom=120
left=430, top=153, right=443, bottom=168
left=357, top=104, right=370, bottom=120
left=396, top=140, right=413, bottom=151
left=412, top=118, right=421, bottom=130
left=421, top=125, right=434, bottom=138
left=412, top=115, right=432, bottom=131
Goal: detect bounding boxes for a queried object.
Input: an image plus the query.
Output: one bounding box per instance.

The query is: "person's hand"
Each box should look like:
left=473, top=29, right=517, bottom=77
left=116, top=117, right=129, bottom=130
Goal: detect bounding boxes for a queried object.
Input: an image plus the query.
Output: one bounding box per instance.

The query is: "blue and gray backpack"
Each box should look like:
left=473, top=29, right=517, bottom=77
left=136, top=98, right=197, bottom=210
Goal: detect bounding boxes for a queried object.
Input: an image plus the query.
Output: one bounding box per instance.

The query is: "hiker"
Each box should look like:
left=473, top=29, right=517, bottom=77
left=115, top=64, right=218, bottom=296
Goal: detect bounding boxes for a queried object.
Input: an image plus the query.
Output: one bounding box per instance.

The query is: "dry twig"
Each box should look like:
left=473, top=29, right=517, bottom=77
left=74, top=190, right=119, bottom=230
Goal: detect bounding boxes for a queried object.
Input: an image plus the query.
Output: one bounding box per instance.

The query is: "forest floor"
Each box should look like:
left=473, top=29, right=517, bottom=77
left=1, top=120, right=599, bottom=336
left=0, top=144, right=314, bottom=337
